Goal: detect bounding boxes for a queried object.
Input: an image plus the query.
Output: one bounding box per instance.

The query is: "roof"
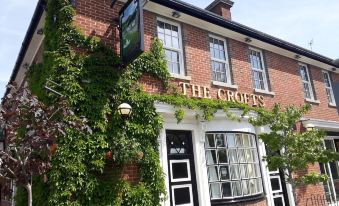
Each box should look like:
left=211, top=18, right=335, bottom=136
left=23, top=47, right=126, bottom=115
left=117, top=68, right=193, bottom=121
left=2, top=0, right=46, bottom=101
left=151, top=0, right=338, bottom=68
left=3, top=0, right=339, bottom=101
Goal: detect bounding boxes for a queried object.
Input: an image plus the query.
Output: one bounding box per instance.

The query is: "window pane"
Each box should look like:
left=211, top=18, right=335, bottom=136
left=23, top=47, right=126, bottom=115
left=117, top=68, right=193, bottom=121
left=206, top=150, right=217, bottom=165
left=208, top=166, right=219, bottom=181
left=222, top=182, right=232, bottom=197
left=249, top=179, right=257, bottom=194
left=215, top=134, right=226, bottom=147
left=229, top=149, right=238, bottom=163
left=227, top=134, right=236, bottom=147
left=174, top=187, right=191, bottom=205
left=240, top=164, right=248, bottom=178
left=172, top=37, right=179, bottom=48
left=242, top=180, right=250, bottom=196
left=165, top=23, right=171, bottom=34
left=236, top=134, right=243, bottom=147
left=206, top=134, right=215, bottom=148
left=220, top=166, right=230, bottom=180
left=243, top=134, right=250, bottom=147
left=172, top=162, right=188, bottom=179
left=247, top=164, right=256, bottom=178
left=218, top=149, right=228, bottom=164
left=232, top=181, right=242, bottom=197
left=245, top=149, right=253, bottom=162
left=230, top=165, right=240, bottom=180
left=210, top=183, right=221, bottom=199
left=238, top=149, right=246, bottom=163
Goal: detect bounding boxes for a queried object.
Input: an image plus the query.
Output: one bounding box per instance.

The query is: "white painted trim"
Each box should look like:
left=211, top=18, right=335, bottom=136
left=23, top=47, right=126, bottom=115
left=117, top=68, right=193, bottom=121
left=170, top=73, right=192, bottom=81
left=249, top=47, right=270, bottom=92
left=212, top=81, right=238, bottom=89
left=156, top=17, right=186, bottom=76
left=305, top=98, right=320, bottom=104
left=254, top=89, right=275, bottom=96
left=171, top=184, right=194, bottom=206
left=208, top=34, right=232, bottom=84
left=169, top=159, right=192, bottom=182
left=143, top=2, right=338, bottom=74
left=322, top=70, right=336, bottom=105
left=302, top=119, right=339, bottom=132
left=270, top=175, right=283, bottom=193
left=299, top=63, right=315, bottom=101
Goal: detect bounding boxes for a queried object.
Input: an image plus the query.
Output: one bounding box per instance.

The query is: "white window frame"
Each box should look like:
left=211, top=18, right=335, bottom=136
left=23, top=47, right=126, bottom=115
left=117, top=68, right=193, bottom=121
left=299, top=63, right=315, bottom=101
left=322, top=70, right=336, bottom=106
left=209, top=34, right=232, bottom=85
left=249, top=47, right=269, bottom=92
left=156, top=17, right=185, bottom=77
left=170, top=159, right=192, bottom=182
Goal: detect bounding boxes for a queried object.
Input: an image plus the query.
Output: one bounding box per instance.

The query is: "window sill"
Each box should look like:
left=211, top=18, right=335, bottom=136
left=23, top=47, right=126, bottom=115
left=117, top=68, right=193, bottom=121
left=212, top=81, right=238, bottom=89
left=329, top=103, right=337, bottom=107
left=254, top=89, right=275, bottom=96
left=170, top=73, right=192, bottom=81
left=305, top=98, right=320, bottom=104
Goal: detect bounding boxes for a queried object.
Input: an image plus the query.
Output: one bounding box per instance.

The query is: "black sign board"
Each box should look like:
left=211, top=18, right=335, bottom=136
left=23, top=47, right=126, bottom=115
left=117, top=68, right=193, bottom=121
left=119, top=0, right=144, bottom=65
left=334, top=82, right=339, bottom=114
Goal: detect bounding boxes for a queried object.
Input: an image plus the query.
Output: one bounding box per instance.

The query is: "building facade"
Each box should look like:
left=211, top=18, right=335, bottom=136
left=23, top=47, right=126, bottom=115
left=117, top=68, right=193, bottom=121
left=2, top=0, right=339, bottom=206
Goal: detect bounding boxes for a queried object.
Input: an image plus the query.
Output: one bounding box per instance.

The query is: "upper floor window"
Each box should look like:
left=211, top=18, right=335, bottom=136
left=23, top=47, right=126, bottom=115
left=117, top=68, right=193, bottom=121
left=209, top=35, right=231, bottom=84
left=299, top=64, right=315, bottom=100
left=323, top=71, right=336, bottom=105
left=249, top=48, right=268, bottom=91
left=157, top=19, right=184, bottom=76
left=205, top=132, right=263, bottom=201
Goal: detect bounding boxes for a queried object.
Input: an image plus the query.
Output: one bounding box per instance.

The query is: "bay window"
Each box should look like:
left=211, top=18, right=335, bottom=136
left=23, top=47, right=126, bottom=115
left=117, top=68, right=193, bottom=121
left=205, top=132, right=263, bottom=202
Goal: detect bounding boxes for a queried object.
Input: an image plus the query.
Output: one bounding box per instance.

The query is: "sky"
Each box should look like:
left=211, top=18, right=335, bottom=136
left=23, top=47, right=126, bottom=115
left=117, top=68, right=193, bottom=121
left=1, top=0, right=339, bottom=98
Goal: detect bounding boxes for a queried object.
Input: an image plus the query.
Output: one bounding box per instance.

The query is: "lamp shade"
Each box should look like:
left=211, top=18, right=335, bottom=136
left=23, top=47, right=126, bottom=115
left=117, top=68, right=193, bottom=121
left=117, top=103, right=132, bottom=119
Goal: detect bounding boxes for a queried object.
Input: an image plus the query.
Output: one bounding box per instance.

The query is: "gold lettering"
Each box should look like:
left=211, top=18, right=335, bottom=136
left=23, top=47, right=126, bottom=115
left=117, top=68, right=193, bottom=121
left=251, top=94, right=258, bottom=106
left=243, top=93, right=250, bottom=104
left=191, top=84, right=202, bottom=98
left=227, top=90, right=235, bottom=102
left=203, top=86, right=211, bottom=99
left=217, top=89, right=226, bottom=100
left=258, top=95, right=265, bottom=107
left=179, top=82, right=190, bottom=96
left=235, top=92, right=244, bottom=103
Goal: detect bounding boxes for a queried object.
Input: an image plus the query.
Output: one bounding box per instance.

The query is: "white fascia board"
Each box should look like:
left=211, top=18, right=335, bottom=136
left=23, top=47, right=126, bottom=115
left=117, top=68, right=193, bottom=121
left=143, top=1, right=338, bottom=73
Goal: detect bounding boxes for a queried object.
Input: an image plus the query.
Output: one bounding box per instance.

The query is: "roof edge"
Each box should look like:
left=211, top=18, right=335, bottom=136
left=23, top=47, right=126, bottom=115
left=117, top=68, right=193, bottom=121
left=151, top=0, right=337, bottom=68
left=2, top=0, right=46, bottom=102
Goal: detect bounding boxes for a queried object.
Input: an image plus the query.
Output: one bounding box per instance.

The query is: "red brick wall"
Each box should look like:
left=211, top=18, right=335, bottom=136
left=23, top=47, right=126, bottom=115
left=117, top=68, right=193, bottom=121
left=73, top=1, right=339, bottom=205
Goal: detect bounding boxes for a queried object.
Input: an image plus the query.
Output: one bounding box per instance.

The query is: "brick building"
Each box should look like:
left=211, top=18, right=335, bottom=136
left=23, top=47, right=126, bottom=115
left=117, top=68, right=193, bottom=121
left=2, top=0, right=339, bottom=206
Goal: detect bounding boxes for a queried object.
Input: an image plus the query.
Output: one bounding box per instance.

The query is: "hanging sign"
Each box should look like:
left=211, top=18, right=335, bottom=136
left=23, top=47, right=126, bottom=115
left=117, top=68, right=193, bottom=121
left=119, top=0, right=144, bottom=65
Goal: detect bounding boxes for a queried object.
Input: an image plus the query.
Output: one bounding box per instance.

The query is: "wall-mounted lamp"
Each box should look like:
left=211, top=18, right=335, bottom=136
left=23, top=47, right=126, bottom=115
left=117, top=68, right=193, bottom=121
left=37, top=28, right=44, bottom=35
left=172, top=11, right=181, bottom=18
left=117, top=103, right=132, bottom=120
left=245, top=37, right=252, bottom=43
left=295, top=54, right=301, bottom=59
left=332, top=68, right=337, bottom=72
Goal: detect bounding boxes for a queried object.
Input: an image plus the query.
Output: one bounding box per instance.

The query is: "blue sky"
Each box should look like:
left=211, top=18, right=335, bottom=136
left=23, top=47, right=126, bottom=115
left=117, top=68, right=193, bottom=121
left=1, top=0, right=339, bottom=98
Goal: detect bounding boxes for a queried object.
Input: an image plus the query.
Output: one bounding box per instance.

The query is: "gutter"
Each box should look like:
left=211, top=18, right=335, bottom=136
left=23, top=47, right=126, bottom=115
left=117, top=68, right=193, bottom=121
left=2, top=0, right=46, bottom=101
left=151, top=0, right=338, bottom=68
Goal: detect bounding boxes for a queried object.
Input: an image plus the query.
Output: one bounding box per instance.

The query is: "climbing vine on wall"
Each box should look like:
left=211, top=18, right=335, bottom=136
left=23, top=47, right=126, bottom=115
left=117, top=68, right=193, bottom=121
left=21, top=0, right=264, bottom=205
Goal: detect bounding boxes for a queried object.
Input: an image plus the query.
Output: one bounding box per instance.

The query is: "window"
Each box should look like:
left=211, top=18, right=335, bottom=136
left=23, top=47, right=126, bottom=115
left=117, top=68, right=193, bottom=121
left=157, top=19, right=184, bottom=75
left=209, top=35, right=231, bottom=84
left=299, top=64, right=314, bottom=100
left=249, top=48, right=268, bottom=91
left=323, top=71, right=336, bottom=105
left=205, top=133, right=263, bottom=201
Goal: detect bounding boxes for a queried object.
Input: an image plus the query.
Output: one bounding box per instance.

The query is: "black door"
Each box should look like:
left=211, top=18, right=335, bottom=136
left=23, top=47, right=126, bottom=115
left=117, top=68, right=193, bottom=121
left=166, top=130, right=199, bottom=206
